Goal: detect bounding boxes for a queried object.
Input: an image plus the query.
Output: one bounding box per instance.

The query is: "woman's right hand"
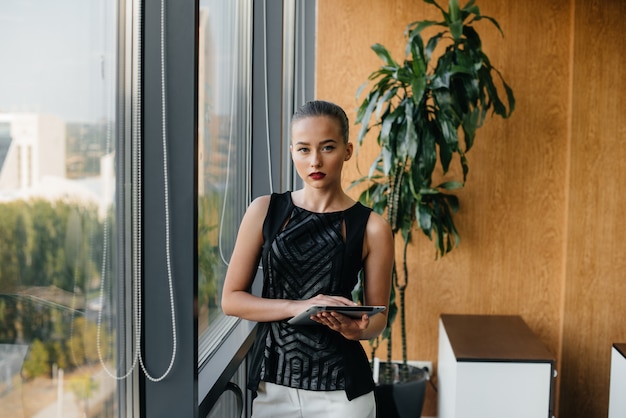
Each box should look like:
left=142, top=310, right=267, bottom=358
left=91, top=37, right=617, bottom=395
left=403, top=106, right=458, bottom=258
left=300, top=294, right=357, bottom=310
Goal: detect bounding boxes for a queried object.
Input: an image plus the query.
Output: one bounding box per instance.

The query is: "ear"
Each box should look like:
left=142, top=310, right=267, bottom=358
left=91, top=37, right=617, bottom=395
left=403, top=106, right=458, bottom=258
left=344, top=142, right=354, bottom=161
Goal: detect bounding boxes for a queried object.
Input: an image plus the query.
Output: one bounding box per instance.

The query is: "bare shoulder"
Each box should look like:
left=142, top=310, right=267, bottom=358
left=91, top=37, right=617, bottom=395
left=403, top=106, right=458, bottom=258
left=366, top=210, right=392, bottom=238
left=240, top=195, right=271, bottom=226
left=248, top=194, right=271, bottom=213
left=364, top=210, right=393, bottom=251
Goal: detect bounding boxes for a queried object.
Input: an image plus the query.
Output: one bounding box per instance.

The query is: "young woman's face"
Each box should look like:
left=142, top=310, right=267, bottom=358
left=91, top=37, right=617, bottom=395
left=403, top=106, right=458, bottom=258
left=290, top=116, right=353, bottom=189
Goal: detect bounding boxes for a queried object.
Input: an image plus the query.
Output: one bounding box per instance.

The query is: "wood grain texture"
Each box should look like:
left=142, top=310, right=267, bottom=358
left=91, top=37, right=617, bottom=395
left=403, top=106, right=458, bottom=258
left=559, top=0, right=626, bottom=416
left=441, top=314, right=555, bottom=362
left=316, top=0, right=626, bottom=416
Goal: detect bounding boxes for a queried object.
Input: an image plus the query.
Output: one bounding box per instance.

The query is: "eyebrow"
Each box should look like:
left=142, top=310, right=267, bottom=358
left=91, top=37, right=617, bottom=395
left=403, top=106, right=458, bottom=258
left=293, top=139, right=338, bottom=145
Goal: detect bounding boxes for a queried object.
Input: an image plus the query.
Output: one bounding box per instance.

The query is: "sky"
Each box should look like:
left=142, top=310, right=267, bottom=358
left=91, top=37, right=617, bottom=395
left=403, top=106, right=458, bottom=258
left=0, top=0, right=115, bottom=123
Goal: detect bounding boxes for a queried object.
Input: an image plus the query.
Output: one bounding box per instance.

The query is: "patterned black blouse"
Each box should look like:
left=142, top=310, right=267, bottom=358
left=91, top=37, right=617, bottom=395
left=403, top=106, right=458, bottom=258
left=247, top=192, right=375, bottom=401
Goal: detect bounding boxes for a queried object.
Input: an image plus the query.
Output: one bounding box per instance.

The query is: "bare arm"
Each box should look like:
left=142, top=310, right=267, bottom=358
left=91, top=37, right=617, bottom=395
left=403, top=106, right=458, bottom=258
left=359, top=211, right=394, bottom=339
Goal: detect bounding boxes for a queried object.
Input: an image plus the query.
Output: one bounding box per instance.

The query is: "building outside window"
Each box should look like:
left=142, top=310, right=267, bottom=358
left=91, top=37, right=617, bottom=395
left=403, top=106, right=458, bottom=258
left=0, top=1, right=123, bottom=416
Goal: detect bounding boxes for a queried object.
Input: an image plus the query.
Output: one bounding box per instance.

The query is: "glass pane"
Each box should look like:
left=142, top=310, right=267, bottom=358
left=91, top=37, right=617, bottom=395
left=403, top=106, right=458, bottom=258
left=0, top=1, right=124, bottom=416
left=197, top=0, right=252, bottom=361
left=205, top=363, right=246, bottom=418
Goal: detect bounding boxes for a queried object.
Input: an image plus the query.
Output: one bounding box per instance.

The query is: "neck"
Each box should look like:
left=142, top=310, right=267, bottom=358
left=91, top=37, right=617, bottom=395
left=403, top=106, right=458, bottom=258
left=292, top=187, right=353, bottom=213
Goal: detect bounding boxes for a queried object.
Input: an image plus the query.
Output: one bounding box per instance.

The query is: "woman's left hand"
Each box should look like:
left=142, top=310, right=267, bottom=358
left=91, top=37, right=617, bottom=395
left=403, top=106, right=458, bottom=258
left=312, top=311, right=369, bottom=341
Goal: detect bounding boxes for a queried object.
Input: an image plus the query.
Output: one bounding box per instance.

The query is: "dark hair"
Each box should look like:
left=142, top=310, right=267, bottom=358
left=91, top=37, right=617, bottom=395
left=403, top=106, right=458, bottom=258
left=292, top=100, right=349, bottom=144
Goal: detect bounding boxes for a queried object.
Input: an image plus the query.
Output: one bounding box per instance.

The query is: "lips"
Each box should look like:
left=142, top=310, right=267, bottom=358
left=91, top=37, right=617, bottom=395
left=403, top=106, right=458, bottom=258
left=309, top=172, right=325, bottom=180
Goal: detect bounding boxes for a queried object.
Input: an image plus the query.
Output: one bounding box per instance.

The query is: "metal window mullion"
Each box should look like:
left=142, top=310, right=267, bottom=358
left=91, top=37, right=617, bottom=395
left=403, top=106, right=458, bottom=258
left=141, top=0, right=198, bottom=417
left=118, top=0, right=141, bottom=416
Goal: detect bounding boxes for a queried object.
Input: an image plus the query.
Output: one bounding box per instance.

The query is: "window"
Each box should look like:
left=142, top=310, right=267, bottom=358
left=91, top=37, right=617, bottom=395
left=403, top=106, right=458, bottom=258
left=196, top=0, right=317, bottom=415
left=197, top=0, right=252, bottom=364
left=0, top=1, right=128, bottom=416
left=1, top=0, right=316, bottom=415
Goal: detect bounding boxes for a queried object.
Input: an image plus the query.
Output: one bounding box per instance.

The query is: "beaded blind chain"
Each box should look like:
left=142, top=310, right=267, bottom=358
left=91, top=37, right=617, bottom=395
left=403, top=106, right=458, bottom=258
left=96, top=0, right=177, bottom=382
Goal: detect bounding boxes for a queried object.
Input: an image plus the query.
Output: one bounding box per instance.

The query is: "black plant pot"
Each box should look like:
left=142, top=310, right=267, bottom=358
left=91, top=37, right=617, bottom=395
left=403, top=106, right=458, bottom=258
left=374, top=362, right=427, bottom=418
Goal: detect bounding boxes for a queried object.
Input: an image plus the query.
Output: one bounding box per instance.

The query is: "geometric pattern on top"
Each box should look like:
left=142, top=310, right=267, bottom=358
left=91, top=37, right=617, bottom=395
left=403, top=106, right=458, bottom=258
left=267, top=207, right=345, bottom=300
left=262, top=207, right=348, bottom=391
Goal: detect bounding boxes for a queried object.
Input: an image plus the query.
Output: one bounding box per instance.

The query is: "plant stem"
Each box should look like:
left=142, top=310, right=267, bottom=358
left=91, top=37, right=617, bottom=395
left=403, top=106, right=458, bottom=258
left=386, top=328, right=393, bottom=382
left=400, top=238, right=409, bottom=368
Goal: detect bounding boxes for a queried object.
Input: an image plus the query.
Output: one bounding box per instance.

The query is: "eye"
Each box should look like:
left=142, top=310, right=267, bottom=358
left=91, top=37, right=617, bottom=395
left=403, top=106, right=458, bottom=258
left=322, top=145, right=335, bottom=152
left=296, top=146, right=309, bottom=153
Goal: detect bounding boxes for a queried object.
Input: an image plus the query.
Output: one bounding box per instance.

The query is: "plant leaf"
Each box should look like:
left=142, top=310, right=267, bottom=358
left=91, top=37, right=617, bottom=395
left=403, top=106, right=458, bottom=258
left=382, top=147, right=393, bottom=176
left=417, top=203, right=432, bottom=235
left=376, top=87, right=398, bottom=120
left=406, top=19, right=440, bottom=38
left=371, top=43, right=398, bottom=67
left=356, top=90, right=380, bottom=144
left=436, top=181, right=463, bottom=190
left=424, top=31, right=445, bottom=61
left=473, top=15, right=504, bottom=37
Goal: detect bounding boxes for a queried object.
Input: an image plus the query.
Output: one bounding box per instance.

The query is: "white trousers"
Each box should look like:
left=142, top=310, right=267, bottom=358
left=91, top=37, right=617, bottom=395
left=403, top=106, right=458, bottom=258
left=251, top=382, right=375, bottom=418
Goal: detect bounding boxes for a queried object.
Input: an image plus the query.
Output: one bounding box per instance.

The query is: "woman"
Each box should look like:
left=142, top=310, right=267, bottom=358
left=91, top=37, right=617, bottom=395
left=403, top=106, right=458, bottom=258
left=222, top=100, right=393, bottom=417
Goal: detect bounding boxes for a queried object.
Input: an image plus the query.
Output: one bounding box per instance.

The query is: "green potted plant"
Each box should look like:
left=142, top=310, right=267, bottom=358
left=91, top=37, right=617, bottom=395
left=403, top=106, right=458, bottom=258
left=351, top=0, right=515, bottom=415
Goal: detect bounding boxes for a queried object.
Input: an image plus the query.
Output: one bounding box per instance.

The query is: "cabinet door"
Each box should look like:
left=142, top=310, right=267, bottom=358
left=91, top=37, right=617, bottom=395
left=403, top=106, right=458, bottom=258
left=609, top=345, right=626, bottom=418
left=456, top=361, right=552, bottom=418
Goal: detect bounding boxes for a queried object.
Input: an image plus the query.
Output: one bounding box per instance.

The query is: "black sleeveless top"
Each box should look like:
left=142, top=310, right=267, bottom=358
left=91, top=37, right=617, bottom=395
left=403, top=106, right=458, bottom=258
left=247, top=192, right=375, bottom=400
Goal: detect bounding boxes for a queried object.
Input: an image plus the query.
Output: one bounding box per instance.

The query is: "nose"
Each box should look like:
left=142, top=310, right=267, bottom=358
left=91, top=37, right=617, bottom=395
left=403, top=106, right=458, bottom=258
left=310, top=151, right=321, bottom=167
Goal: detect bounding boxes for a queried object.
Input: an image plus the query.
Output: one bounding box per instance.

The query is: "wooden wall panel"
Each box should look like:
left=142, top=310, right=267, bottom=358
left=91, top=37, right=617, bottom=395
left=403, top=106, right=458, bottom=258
left=560, top=0, right=626, bottom=416
left=316, top=0, right=626, bottom=416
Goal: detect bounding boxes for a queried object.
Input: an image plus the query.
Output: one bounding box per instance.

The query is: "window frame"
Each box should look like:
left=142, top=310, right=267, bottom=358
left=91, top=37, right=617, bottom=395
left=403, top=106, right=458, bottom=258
left=141, top=0, right=199, bottom=416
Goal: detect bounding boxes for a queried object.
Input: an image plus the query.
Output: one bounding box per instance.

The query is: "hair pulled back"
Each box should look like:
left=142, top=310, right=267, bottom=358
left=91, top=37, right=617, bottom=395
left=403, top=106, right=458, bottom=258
left=292, top=100, right=349, bottom=144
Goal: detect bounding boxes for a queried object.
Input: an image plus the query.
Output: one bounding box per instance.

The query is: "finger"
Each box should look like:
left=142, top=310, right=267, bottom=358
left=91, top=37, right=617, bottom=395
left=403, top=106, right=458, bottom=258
left=326, top=295, right=357, bottom=306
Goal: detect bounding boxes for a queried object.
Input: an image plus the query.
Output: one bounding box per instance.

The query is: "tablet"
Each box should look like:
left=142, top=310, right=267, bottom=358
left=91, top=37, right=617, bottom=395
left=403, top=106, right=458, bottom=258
left=287, top=305, right=385, bottom=326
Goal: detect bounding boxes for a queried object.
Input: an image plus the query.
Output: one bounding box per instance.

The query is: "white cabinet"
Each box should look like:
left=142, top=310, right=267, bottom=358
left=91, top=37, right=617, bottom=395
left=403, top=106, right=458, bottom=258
left=438, top=314, right=555, bottom=418
left=609, top=343, right=626, bottom=418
